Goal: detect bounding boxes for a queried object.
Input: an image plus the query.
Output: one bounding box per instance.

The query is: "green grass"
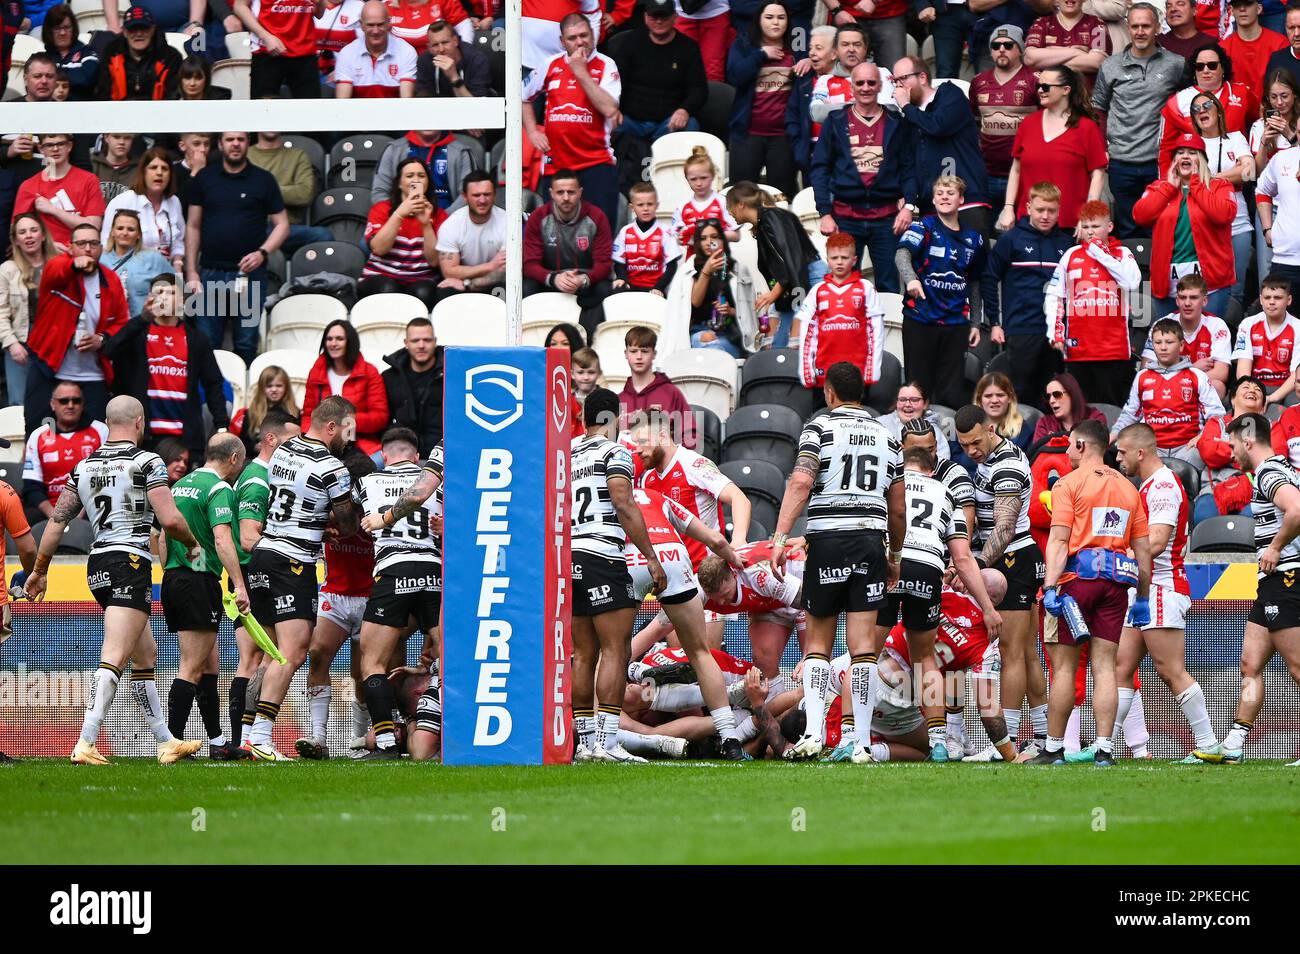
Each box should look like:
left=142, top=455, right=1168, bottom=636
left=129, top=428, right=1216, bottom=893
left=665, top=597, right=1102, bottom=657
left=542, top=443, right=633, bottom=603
left=3, top=759, right=1299, bottom=864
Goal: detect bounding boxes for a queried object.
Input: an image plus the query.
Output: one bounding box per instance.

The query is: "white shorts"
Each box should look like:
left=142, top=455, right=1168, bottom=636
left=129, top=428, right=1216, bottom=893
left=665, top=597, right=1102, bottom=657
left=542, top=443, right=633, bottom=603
left=626, top=542, right=698, bottom=604
left=318, top=592, right=367, bottom=638
left=1125, top=585, right=1191, bottom=631
left=871, top=698, right=925, bottom=739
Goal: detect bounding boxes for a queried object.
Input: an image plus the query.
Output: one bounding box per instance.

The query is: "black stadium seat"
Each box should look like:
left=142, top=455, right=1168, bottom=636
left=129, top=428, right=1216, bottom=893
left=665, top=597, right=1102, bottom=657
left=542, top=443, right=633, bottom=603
left=691, top=405, right=722, bottom=462
left=721, top=404, right=802, bottom=471
left=311, top=188, right=372, bottom=245
left=867, top=351, right=903, bottom=414
left=327, top=134, right=393, bottom=189
left=1092, top=403, right=1123, bottom=429
left=291, top=241, right=367, bottom=281
left=1189, top=516, right=1255, bottom=554
left=720, top=459, right=784, bottom=531
left=1164, top=456, right=1201, bottom=502
left=698, top=81, right=735, bottom=142
left=281, top=135, right=326, bottom=189
left=1019, top=404, right=1042, bottom=436
left=739, top=348, right=820, bottom=420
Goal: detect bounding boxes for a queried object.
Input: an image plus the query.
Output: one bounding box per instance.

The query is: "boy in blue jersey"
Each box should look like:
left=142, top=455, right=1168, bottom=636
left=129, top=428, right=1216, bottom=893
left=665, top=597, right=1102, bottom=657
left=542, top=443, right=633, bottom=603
left=896, top=176, right=987, bottom=408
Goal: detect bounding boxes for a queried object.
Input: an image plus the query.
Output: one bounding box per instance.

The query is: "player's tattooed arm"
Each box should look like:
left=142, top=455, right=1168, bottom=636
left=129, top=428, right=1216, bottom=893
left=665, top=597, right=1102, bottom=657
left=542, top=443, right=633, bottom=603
left=48, top=484, right=81, bottom=527
left=980, top=494, right=1020, bottom=564
left=372, top=471, right=439, bottom=530
left=31, top=485, right=82, bottom=576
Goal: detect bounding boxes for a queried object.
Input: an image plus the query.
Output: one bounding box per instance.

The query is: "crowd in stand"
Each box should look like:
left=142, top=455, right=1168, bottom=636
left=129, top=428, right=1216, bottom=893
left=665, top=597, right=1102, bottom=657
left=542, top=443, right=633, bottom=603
left=8, top=0, right=1300, bottom=540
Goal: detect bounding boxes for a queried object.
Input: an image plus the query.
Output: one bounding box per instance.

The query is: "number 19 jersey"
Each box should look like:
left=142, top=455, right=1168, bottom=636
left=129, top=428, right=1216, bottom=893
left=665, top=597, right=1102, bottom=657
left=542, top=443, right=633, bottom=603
left=797, top=405, right=901, bottom=534
left=256, top=435, right=352, bottom=564
left=571, top=434, right=637, bottom=561
left=68, top=440, right=169, bottom=559
left=354, top=457, right=442, bottom=574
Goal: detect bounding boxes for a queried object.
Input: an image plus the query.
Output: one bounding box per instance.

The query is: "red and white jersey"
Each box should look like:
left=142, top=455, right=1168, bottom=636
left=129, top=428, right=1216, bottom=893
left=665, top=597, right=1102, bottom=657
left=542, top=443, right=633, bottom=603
left=523, top=50, right=620, bottom=172
left=1140, top=465, right=1190, bottom=595
left=333, top=35, right=418, bottom=96
left=249, top=0, right=319, bottom=57
left=1044, top=239, right=1141, bottom=362
left=794, top=272, right=884, bottom=388
left=1116, top=362, right=1225, bottom=448
left=1141, top=312, right=1231, bottom=369
left=672, top=191, right=737, bottom=249
left=323, top=531, right=375, bottom=598
left=702, top=540, right=804, bottom=619
left=22, top=421, right=108, bottom=506
left=632, top=486, right=694, bottom=546
left=885, top=589, right=991, bottom=673
left=809, top=72, right=851, bottom=141
left=388, top=0, right=470, bottom=51
left=638, top=644, right=753, bottom=677
left=638, top=445, right=732, bottom=568
left=315, top=0, right=363, bottom=70
left=1159, top=82, right=1258, bottom=172
left=1194, top=0, right=1230, bottom=38
left=612, top=220, right=679, bottom=289
left=1231, top=311, right=1300, bottom=388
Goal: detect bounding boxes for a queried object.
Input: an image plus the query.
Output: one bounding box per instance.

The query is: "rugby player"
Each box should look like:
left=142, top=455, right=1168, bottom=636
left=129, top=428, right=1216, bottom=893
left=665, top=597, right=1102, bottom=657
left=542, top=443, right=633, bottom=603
left=26, top=396, right=203, bottom=765
left=350, top=428, right=443, bottom=759
left=228, top=408, right=299, bottom=748
left=1194, top=413, right=1300, bottom=766
left=161, top=432, right=250, bottom=759
left=954, top=403, right=1050, bottom=759
left=695, top=539, right=806, bottom=677
left=1114, top=423, right=1219, bottom=759
left=244, top=397, right=357, bottom=761
left=772, top=361, right=906, bottom=763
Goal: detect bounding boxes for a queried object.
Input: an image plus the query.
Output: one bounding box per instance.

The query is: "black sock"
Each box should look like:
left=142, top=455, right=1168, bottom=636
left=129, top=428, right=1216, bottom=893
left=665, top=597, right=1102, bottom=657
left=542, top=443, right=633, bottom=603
left=362, top=675, right=398, bottom=748
left=229, top=676, right=248, bottom=745
left=168, top=679, right=197, bottom=740
left=196, top=673, right=222, bottom=740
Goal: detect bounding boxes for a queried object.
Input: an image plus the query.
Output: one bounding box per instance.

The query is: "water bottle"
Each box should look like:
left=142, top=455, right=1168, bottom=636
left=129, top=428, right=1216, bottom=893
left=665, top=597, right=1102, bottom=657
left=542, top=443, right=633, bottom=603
left=1060, top=594, right=1091, bottom=643
left=711, top=257, right=730, bottom=331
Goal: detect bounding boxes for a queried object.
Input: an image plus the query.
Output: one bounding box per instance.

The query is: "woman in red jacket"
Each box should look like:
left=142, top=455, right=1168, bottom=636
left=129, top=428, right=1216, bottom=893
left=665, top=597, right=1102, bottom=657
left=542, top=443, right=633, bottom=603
left=301, top=319, right=390, bottom=456
left=1132, top=132, right=1239, bottom=321
left=1157, top=45, right=1258, bottom=175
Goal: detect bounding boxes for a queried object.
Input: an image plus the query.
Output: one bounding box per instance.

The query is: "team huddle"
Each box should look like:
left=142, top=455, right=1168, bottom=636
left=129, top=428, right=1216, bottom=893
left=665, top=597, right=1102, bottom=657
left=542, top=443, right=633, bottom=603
left=20, top=357, right=1300, bottom=766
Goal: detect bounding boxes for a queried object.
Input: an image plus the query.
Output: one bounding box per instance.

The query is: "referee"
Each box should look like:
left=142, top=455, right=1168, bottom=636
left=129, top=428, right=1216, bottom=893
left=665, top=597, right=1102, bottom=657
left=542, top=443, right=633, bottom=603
left=772, top=362, right=906, bottom=763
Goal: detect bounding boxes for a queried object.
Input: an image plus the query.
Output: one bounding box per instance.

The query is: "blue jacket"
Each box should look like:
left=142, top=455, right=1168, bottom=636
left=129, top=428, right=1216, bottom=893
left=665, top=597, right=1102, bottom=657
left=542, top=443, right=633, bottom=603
left=971, top=0, right=1038, bottom=54
left=810, top=106, right=917, bottom=229
left=785, top=69, right=816, bottom=174
left=982, top=216, right=1074, bottom=338
left=900, top=81, right=989, bottom=207
left=898, top=214, right=986, bottom=327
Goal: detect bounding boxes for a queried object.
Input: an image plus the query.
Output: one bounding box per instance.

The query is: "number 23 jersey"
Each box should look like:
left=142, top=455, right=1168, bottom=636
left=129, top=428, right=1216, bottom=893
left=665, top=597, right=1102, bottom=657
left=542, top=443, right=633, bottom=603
left=256, top=435, right=351, bottom=564
left=797, top=405, right=901, bottom=533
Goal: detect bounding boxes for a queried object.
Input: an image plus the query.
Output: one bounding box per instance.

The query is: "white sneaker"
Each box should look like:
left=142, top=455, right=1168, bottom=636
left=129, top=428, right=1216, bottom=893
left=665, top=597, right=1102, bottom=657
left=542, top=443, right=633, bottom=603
left=1287, top=758, right=1300, bottom=767
left=962, top=744, right=1004, bottom=763
left=785, top=733, right=824, bottom=761
left=249, top=742, right=294, bottom=762
left=849, top=743, right=876, bottom=764
left=349, top=736, right=368, bottom=751
left=591, top=744, right=648, bottom=763
left=946, top=736, right=968, bottom=761
left=573, top=743, right=595, bottom=763
left=727, top=679, right=749, bottom=708
left=659, top=736, right=688, bottom=758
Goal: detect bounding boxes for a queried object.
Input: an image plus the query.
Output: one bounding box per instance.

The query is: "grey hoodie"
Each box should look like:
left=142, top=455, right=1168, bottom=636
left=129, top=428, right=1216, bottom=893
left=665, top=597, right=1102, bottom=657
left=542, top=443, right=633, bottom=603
left=1112, top=357, right=1226, bottom=438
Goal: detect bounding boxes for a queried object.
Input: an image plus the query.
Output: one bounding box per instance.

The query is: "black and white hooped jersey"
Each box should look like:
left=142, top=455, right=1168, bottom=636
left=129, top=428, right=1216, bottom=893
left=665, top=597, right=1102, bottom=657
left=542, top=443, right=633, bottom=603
left=355, top=459, right=442, bottom=574
left=934, top=457, right=975, bottom=511
left=797, top=405, right=901, bottom=533
left=1252, top=455, right=1300, bottom=576
left=901, top=470, right=968, bottom=571
left=256, top=435, right=352, bottom=563
left=69, top=440, right=168, bottom=559
left=972, top=438, right=1033, bottom=554
left=571, top=434, right=636, bottom=561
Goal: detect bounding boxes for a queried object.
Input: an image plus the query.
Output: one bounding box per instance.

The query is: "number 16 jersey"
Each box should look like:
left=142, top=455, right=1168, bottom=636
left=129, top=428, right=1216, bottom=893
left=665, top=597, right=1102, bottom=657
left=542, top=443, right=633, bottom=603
left=797, top=405, right=901, bottom=534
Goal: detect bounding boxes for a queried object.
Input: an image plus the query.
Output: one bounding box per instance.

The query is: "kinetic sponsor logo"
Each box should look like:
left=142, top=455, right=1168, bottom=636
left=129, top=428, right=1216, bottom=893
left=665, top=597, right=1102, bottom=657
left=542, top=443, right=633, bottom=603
left=395, top=574, right=440, bottom=594
left=819, top=565, right=852, bottom=584
left=87, top=571, right=110, bottom=589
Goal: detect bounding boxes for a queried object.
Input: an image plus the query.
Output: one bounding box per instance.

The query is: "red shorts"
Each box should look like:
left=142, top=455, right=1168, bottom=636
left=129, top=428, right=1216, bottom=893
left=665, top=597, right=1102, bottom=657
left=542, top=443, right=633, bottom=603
left=1058, top=578, right=1129, bottom=646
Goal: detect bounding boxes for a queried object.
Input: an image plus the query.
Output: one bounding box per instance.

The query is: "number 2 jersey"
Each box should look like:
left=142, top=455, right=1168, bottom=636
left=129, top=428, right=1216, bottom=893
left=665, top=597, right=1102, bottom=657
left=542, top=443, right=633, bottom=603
left=797, top=404, right=901, bottom=534
left=972, top=437, right=1034, bottom=556
left=68, top=440, right=168, bottom=560
left=256, top=435, right=352, bottom=564
left=353, top=451, right=443, bottom=575
left=901, top=470, right=968, bottom=571
left=571, top=434, right=636, bottom=562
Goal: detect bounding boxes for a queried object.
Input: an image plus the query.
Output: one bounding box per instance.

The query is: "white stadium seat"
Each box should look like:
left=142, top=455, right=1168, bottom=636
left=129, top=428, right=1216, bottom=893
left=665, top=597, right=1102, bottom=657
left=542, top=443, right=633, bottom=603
left=521, top=292, right=581, bottom=332
left=651, top=131, right=727, bottom=223
left=165, top=33, right=190, bottom=56
left=659, top=348, right=737, bottom=420
left=878, top=292, right=905, bottom=361
left=351, top=293, right=428, bottom=354
left=213, top=350, right=248, bottom=411
left=211, top=59, right=250, bottom=99
left=791, top=187, right=818, bottom=224
left=6, top=34, right=42, bottom=95
left=730, top=229, right=767, bottom=288
left=601, top=293, right=666, bottom=331
left=248, top=350, right=315, bottom=407
left=265, top=294, right=347, bottom=352
left=223, top=30, right=253, bottom=60
left=0, top=405, right=24, bottom=463
left=432, top=292, right=509, bottom=346
left=521, top=319, right=557, bottom=347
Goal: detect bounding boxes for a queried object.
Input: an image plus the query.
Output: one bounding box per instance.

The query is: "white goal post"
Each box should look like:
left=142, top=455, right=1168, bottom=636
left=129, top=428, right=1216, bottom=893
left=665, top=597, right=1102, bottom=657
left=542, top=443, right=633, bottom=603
left=0, top=0, right=526, bottom=342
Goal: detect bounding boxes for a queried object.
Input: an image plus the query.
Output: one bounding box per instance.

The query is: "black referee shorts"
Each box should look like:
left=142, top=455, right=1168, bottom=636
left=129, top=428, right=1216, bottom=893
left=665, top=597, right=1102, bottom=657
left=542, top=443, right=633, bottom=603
left=162, top=566, right=223, bottom=632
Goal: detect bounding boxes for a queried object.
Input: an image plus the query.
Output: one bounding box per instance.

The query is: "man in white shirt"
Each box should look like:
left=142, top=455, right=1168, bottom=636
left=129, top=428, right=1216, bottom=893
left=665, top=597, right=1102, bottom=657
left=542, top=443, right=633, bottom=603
left=334, top=1, right=417, bottom=98
left=1258, top=133, right=1300, bottom=302
left=435, top=171, right=508, bottom=300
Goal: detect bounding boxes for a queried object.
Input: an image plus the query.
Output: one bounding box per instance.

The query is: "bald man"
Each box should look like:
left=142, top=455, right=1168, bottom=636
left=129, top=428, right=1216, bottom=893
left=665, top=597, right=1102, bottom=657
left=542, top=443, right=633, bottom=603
left=335, top=1, right=418, bottom=98
left=26, top=396, right=202, bottom=765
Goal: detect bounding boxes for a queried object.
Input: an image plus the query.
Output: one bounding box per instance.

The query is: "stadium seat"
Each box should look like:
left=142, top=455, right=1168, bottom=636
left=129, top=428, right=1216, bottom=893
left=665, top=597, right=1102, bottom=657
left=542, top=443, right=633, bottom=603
left=984, top=349, right=1013, bottom=379
left=57, top=519, right=94, bottom=555
left=291, top=241, right=366, bottom=281
left=213, top=350, right=248, bottom=410
left=266, top=294, right=346, bottom=352
left=963, top=351, right=982, bottom=393
left=651, top=131, right=727, bottom=217
left=866, top=351, right=903, bottom=413
left=1164, top=456, right=1202, bottom=501
left=165, top=32, right=190, bottom=56
left=929, top=404, right=957, bottom=439
left=1189, top=515, right=1255, bottom=554
left=521, top=292, right=582, bottom=332
left=282, top=135, right=327, bottom=188
left=730, top=230, right=767, bottom=287
left=223, top=29, right=253, bottom=59
left=352, top=293, right=429, bottom=354
left=1267, top=403, right=1283, bottom=423
left=1092, top=403, right=1123, bottom=429
left=698, top=82, right=735, bottom=143
left=521, top=319, right=556, bottom=347
left=432, top=293, right=508, bottom=346
left=721, top=404, right=803, bottom=471
left=593, top=339, right=632, bottom=391
left=5, top=33, right=41, bottom=94
left=691, top=404, right=722, bottom=461
left=328, top=134, right=393, bottom=188
left=311, top=188, right=371, bottom=245
left=210, top=59, right=250, bottom=99
left=0, top=459, right=20, bottom=490
left=0, top=405, right=23, bottom=463
left=248, top=350, right=315, bottom=406
left=1019, top=403, right=1042, bottom=436
left=719, top=459, right=785, bottom=530
left=734, top=516, right=769, bottom=542
left=660, top=348, right=737, bottom=421
left=738, top=348, right=820, bottom=420
left=791, top=187, right=817, bottom=223
left=1123, top=237, right=1151, bottom=270
left=600, top=293, right=666, bottom=331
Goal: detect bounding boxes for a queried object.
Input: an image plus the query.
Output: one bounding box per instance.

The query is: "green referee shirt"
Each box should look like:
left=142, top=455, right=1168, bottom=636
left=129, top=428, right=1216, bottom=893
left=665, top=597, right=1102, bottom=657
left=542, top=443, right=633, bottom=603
left=166, top=467, right=237, bottom=575
left=233, top=458, right=270, bottom=566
